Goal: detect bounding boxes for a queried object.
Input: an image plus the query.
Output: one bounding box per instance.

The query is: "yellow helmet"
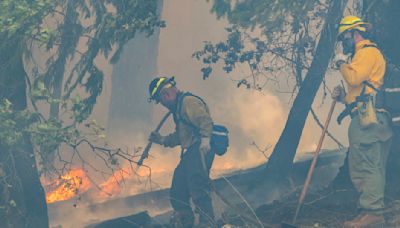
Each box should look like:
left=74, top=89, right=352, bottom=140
left=338, top=15, right=371, bottom=38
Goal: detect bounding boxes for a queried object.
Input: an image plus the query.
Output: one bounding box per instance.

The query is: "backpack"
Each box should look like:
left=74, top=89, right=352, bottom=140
left=377, top=63, right=400, bottom=127
left=361, top=44, right=400, bottom=127
left=177, top=92, right=229, bottom=156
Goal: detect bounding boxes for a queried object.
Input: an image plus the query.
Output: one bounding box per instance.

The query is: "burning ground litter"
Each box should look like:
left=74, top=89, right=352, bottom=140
left=48, top=149, right=352, bottom=227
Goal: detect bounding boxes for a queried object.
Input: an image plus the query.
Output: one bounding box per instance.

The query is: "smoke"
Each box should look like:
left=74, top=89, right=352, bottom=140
left=48, top=0, right=351, bottom=226
left=48, top=194, right=171, bottom=228
left=89, top=0, right=349, bottom=195
left=102, top=88, right=287, bottom=194
left=210, top=89, right=286, bottom=174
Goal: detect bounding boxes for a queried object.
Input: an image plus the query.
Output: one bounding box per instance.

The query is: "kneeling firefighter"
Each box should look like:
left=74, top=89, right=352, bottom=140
left=148, top=76, right=228, bottom=227
left=332, top=16, right=393, bottom=228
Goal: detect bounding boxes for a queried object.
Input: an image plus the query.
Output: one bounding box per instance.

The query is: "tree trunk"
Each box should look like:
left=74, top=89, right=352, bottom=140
left=107, top=0, right=163, bottom=139
left=48, top=1, right=78, bottom=119
left=265, top=0, right=348, bottom=180
left=364, top=0, right=400, bottom=65
left=0, top=42, right=48, bottom=227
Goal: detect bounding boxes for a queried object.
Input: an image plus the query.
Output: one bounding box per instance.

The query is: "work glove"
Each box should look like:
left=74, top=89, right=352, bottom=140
left=199, top=137, right=211, bottom=156
left=331, top=53, right=348, bottom=70
left=149, top=131, right=165, bottom=145
left=332, top=85, right=346, bottom=103
left=199, top=137, right=211, bottom=172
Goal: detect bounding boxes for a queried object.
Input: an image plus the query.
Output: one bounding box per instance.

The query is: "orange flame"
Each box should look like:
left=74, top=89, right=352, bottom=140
left=97, top=169, right=128, bottom=198
left=45, top=165, right=174, bottom=203
left=45, top=169, right=91, bottom=204
left=95, top=166, right=168, bottom=199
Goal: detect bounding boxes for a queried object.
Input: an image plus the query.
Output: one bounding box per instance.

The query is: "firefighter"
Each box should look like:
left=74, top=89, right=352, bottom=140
left=333, top=16, right=393, bottom=227
left=148, top=76, right=215, bottom=227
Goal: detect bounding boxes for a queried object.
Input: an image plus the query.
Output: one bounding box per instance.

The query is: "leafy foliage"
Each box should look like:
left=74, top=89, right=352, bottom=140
left=0, top=0, right=57, bottom=42
left=1, top=0, right=164, bottom=121
left=0, top=1, right=164, bottom=216
left=0, top=89, right=104, bottom=164
left=211, top=0, right=320, bottom=35
left=195, top=0, right=327, bottom=91
left=0, top=100, right=31, bottom=147
left=0, top=0, right=163, bottom=148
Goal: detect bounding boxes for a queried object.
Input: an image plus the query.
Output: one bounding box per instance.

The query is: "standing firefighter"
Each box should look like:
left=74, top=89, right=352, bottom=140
left=333, top=16, right=393, bottom=227
left=148, top=76, right=215, bottom=227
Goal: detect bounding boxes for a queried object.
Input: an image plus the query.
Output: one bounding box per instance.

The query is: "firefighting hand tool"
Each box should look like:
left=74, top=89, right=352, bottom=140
left=137, top=111, right=171, bottom=167
left=291, top=99, right=337, bottom=226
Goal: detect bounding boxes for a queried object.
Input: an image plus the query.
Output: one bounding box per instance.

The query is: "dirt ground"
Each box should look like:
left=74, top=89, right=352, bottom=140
left=217, top=185, right=400, bottom=228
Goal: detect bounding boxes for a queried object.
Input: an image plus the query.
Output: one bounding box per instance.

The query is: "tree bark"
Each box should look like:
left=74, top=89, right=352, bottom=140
left=265, top=0, right=348, bottom=180
left=365, top=0, right=400, bottom=65
left=48, top=1, right=78, bottom=119
left=0, top=41, right=48, bottom=227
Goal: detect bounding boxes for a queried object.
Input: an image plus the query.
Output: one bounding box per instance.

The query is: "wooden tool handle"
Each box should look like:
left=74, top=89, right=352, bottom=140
left=137, top=112, right=171, bottom=166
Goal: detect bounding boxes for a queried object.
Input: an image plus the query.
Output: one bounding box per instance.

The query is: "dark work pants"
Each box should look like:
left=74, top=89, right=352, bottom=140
left=170, top=143, right=215, bottom=227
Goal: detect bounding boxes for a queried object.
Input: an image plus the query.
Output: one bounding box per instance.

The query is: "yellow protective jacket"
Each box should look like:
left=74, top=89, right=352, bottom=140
left=163, top=93, right=213, bottom=149
left=340, top=39, right=386, bottom=105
